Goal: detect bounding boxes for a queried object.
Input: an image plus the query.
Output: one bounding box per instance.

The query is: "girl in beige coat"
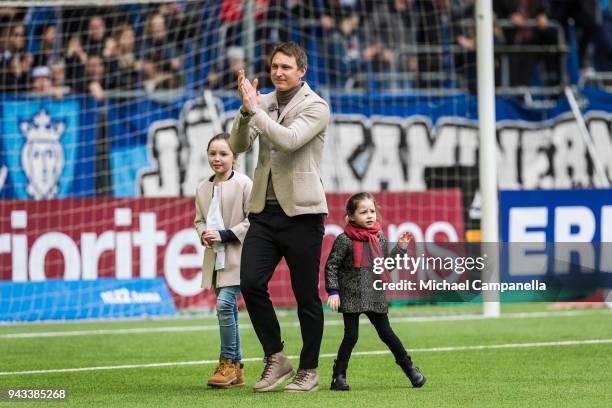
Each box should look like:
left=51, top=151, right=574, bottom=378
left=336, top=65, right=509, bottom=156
left=194, top=133, right=252, bottom=388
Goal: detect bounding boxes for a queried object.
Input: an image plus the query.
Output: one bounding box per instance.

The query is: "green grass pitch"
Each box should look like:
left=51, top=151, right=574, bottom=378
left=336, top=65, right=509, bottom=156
left=1, top=303, right=611, bottom=407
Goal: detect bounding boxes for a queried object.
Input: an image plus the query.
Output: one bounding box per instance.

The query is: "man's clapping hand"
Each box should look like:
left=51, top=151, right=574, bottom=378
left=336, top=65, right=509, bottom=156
left=237, top=69, right=260, bottom=113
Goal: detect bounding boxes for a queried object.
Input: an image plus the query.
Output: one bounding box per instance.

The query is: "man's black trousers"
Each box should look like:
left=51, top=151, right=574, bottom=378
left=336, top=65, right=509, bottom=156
left=240, top=204, right=325, bottom=369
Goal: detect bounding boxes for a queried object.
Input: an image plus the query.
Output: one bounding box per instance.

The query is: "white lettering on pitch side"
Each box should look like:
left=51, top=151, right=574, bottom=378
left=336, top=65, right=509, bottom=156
left=100, top=288, right=162, bottom=304
left=0, top=209, right=202, bottom=297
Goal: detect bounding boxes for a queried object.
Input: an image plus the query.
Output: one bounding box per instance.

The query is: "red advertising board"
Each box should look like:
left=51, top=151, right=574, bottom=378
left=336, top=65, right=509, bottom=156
left=0, top=190, right=464, bottom=309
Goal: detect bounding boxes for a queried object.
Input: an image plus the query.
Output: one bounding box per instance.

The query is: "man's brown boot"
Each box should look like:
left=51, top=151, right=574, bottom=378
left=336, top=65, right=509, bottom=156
left=207, top=357, right=237, bottom=388
left=284, top=368, right=319, bottom=392
left=253, top=351, right=295, bottom=392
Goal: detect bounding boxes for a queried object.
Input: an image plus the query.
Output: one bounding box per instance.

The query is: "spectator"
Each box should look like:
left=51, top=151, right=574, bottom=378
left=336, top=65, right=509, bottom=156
left=273, top=0, right=320, bottom=45
left=324, top=12, right=363, bottom=89
left=452, top=0, right=499, bottom=91
left=494, top=0, right=559, bottom=87
left=106, top=23, right=140, bottom=90
left=318, top=1, right=363, bottom=88
left=178, top=0, right=207, bottom=44
left=71, top=54, right=114, bottom=101
left=319, top=0, right=359, bottom=35
left=548, top=0, right=598, bottom=69
left=257, top=0, right=292, bottom=62
left=208, top=46, right=246, bottom=90
left=29, top=65, right=64, bottom=98
left=0, top=7, right=26, bottom=25
left=452, top=0, right=476, bottom=84
left=0, top=23, right=32, bottom=92
left=142, top=50, right=180, bottom=92
left=289, top=0, right=321, bottom=33
left=82, top=14, right=109, bottom=57
left=32, top=23, right=57, bottom=68
left=49, top=59, right=70, bottom=95
left=413, top=0, right=452, bottom=88
left=255, top=43, right=276, bottom=90
left=253, top=1, right=321, bottom=87
left=141, top=12, right=182, bottom=84
left=256, top=0, right=319, bottom=50
left=157, top=2, right=186, bottom=50
left=219, top=0, right=268, bottom=47
left=361, top=0, right=418, bottom=86
left=29, top=65, right=52, bottom=94
left=593, top=1, right=612, bottom=73
left=452, top=1, right=504, bottom=92
left=64, top=34, right=87, bottom=88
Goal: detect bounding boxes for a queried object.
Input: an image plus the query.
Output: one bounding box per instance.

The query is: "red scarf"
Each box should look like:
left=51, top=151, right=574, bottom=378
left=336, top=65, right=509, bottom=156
left=344, top=222, right=383, bottom=268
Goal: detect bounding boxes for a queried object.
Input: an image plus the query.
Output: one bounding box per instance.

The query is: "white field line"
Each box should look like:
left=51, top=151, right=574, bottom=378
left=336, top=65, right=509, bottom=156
left=1, top=338, right=611, bottom=377
left=0, top=310, right=607, bottom=340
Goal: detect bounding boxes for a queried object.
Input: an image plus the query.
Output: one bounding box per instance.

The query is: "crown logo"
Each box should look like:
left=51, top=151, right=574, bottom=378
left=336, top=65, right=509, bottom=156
left=20, top=109, right=66, bottom=199
left=20, top=109, right=65, bottom=143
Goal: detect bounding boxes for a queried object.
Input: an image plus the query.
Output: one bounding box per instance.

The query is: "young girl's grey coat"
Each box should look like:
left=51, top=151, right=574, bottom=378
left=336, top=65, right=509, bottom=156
left=325, top=232, right=404, bottom=314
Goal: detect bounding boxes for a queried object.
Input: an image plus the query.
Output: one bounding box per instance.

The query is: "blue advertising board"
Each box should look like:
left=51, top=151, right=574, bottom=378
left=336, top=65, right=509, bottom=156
left=500, top=189, right=612, bottom=243
left=499, top=189, right=612, bottom=293
left=0, top=277, right=177, bottom=321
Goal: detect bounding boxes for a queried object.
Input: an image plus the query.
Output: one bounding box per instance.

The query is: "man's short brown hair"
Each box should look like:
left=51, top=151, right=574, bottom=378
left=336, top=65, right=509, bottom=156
left=270, top=42, right=308, bottom=70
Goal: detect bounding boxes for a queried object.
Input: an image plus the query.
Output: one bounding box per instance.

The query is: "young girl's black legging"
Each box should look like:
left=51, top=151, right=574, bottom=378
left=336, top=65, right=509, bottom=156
left=337, top=311, right=409, bottom=363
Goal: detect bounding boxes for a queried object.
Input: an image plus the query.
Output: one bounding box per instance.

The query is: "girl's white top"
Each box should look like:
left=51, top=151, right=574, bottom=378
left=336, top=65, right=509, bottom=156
left=206, top=184, right=225, bottom=270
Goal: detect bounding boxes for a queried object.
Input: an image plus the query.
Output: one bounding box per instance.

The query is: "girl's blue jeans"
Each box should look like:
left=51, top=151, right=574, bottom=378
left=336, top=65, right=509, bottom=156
left=215, top=285, right=241, bottom=362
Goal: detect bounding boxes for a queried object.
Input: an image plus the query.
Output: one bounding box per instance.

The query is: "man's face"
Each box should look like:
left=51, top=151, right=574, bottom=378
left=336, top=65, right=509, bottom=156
left=270, top=52, right=305, bottom=91
left=86, top=56, right=104, bottom=79
left=10, top=26, right=25, bottom=50
left=32, top=76, right=52, bottom=93
left=89, top=17, right=105, bottom=41
left=43, top=26, right=56, bottom=46
left=150, top=15, right=166, bottom=41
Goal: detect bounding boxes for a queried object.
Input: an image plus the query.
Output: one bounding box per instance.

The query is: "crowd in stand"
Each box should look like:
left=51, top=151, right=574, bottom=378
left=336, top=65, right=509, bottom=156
left=0, top=0, right=611, bottom=99
left=0, top=3, right=198, bottom=99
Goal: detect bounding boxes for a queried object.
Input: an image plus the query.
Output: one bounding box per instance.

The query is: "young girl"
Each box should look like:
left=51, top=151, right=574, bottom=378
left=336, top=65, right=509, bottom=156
left=325, top=192, right=426, bottom=391
left=194, top=133, right=252, bottom=388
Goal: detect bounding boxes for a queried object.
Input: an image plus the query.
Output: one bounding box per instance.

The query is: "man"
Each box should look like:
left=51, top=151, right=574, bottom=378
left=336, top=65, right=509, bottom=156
left=30, top=65, right=64, bottom=99
left=231, top=42, right=329, bottom=392
left=0, top=23, right=32, bottom=93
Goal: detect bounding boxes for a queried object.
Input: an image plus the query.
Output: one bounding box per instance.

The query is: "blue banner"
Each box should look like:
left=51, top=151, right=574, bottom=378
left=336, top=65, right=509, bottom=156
left=2, top=88, right=610, bottom=199
left=107, top=96, right=188, bottom=148
left=500, top=189, right=612, bottom=243
left=499, top=189, right=612, bottom=298
left=221, top=86, right=612, bottom=123
left=0, top=96, right=97, bottom=199
left=106, top=96, right=188, bottom=196
left=0, top=278, right=177, bottom=321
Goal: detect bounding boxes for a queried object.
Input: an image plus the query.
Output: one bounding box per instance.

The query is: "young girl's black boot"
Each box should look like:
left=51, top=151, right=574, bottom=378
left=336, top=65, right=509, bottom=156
left=397, top=356, right=426, bottom=388
left=330, top=359, right=350, bottom=391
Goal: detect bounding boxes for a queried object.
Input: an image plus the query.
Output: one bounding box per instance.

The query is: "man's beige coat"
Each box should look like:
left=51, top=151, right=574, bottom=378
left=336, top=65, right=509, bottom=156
left=230, top=82, right=330, bottom=216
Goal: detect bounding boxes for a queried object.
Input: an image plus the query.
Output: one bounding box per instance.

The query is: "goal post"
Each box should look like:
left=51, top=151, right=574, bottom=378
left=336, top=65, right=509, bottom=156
left=475, top=0, right=500, bottom=317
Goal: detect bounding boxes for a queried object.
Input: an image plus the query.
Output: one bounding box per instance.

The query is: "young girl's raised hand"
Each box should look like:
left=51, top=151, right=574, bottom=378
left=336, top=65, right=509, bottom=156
left=397, top=232, right=414, bottom=250
left=327, top=294, right=340, bottom=313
